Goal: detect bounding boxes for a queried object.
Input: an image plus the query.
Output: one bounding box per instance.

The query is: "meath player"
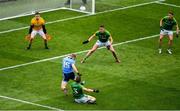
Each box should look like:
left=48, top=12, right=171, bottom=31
left=27, top=12, right=49, bottom=49
left=71, top=76, right=99, bottom=104
left=159, top=11, right=179, bottom=54
left=61, top=54, right=81, bottom=95
left=81, top=25, right=120, bottom=63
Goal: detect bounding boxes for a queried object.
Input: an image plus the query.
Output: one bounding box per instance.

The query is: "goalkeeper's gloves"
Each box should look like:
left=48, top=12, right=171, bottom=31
left=93, top=89, right=99, bottom=93
left=160, top=26, right=164, bottom=31
left=83, top=40, right=89, bottom=44
left=77, top=73, right=82, bottom=76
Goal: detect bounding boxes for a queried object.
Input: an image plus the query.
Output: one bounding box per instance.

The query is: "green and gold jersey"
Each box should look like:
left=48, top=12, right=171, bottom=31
left=71, top=82, right=84, bottom=99
left=95, top=30, right=111, bottom=42
left=162, top=16, right=177, bottom=31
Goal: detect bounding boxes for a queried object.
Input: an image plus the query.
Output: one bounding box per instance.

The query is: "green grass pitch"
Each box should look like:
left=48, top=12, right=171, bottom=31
left=0, top=0, right=180, bottom=110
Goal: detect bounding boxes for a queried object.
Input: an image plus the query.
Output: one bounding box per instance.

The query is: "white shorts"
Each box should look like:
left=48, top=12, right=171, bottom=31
left=31, top=29, right=46, bottom=39
left=74, top=95, right=93, bottom=103
left=96, top=40, right=111, bottom=47
left=160, top=29, right=173, bottom=36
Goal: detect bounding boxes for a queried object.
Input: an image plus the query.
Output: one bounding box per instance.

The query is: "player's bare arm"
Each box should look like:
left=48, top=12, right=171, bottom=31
left=83, top=87, right=99, bottom=93
left=176, top=24, right=179, bottom=37
left=160, top=19, right=163, bottom=30
left=72, top=64, right=81, bottom=76
left=109, top=36, right=113, bottom=44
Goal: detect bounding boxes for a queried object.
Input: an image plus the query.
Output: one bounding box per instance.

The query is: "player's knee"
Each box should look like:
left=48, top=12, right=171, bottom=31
left=169, top=38, right=173, bottom=41
left=159, top=38, right=162, bottom=41
left=89, top=97, right=96, bottom=103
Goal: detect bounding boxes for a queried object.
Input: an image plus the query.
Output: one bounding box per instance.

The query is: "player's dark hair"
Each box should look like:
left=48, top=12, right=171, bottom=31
left=100, top=25, right=105, bottom=28
left=169, top=11, right=174, bottom=15
left=35, top=11, right=40, bottom=15
left=75, top=76, right=81, bottom=83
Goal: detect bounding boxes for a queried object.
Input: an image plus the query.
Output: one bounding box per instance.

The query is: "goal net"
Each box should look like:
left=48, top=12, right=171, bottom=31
left=0, top=0, right=95, bottom=20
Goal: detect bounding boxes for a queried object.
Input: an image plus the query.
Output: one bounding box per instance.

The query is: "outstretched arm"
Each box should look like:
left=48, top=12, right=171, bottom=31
left=109, top=35, right=113, bottom=44
left=160, top=19, right=163, bottom=30
left=28, top=25, right=34, bottom=34
left=176, top=24, right=179, bottom=38
left=83, top=87, right=99, bottom=93
left=83, top=33, right=96, bottom=44
left=42, top=25, right=47, bottom=34
left=72, top=64, right=81, bottom=76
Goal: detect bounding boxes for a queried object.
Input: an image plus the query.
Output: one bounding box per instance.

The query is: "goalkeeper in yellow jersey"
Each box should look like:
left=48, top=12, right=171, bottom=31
left=26, top=12, right=49, bottom=50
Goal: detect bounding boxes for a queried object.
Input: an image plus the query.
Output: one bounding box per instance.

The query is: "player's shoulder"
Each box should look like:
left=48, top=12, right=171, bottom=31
left=40, top=17, right=45, bottom=22
left=95, top=30, right=100, bottom=34
left=65, top=57, right=75, bottom=63
left=162, top=16, right=168, bottom=20
left=173, top=17, right=177, bottom=22
left=31, top=17, right=36, bottom=23
left=105, top=30, right=111, bottom=35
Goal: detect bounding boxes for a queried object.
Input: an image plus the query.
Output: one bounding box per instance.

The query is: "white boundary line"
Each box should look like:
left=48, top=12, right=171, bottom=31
left=156, top=1, right=180, bottom=8
left=0, top=7, right=66, bottom=21
left=0, top=34, right=160, bottom=71
left=0, top=1, right=158, bottom=35
left=0, top=95, right=62, bottom=110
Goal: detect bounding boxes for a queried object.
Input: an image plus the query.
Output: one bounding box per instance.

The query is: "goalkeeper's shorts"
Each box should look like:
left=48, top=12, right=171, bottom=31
left=31, top=29, right=46, bottom=39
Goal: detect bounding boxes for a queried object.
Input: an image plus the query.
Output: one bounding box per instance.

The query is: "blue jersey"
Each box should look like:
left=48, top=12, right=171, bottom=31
left=62, top=57, right=75, bottom=74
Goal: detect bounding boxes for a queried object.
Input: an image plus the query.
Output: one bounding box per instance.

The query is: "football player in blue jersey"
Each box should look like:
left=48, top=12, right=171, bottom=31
left=61, top=54, right=81, bottom=95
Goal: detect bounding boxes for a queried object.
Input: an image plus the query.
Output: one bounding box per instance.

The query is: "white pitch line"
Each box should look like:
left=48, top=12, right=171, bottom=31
left=0, top=95, right=62, bottom=111
left=0, top=1, right=158, bottom=35
left=156, top=1, right=180, bottom=8
left=0, top=33, right=160, bottom=71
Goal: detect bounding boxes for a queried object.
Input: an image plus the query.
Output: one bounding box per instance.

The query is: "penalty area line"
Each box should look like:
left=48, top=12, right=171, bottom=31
left=0, top=95, right=62, bottom=111
left=0, top=33, right=160, bottom=71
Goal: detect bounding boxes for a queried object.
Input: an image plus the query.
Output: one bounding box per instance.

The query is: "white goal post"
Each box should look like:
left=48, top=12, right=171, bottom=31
left=0, top=0, right=96, bottom=21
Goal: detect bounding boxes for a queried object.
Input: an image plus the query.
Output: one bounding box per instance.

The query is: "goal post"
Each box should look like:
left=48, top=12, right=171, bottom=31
left=0, top=0, right=96, bottom=21
left=67, top=0, right=95, bottom=14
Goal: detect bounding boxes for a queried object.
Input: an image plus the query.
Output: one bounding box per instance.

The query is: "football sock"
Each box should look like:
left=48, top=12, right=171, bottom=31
left=112, top=51, right=118, bottom=60
left=44, top=40, right=48, bottom=49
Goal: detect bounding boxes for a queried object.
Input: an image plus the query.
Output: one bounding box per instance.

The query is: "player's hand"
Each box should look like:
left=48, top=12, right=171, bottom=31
left=176, top=33, right=179, bottom=38
left=77, top=73, right=82, bottom=76
left=160, top=26, right=164, bottom=31
left=93, top=89, right=99, bottom=93
left=25, top=34, right=31, bottom=41
left=82, top=40, right=89, bottom=44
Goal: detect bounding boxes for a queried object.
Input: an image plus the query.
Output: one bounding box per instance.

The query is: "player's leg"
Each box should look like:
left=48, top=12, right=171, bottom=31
left=167, top=32, right=174, bottom=54
left=109, top=46, right=120, bottom=63
left=27, top=30, right=37, bottom=49
left=61, top=73, right=70, bottom=95
left=61, top=81, right=68, bottom=95
left=74, top=95, right=96, bottom=104
left=65, top=0, right=70, bottom=5
left=38, top=30, right=49, bottom=49
left=81, top=43, right=99, bottom=63
left=107, top=41, right=120, bottom=63
left=159, top=30, right=165, bottom=54
left=86, top=95, right=96, bottom=104
left=82, top=0, right=87, bottom=4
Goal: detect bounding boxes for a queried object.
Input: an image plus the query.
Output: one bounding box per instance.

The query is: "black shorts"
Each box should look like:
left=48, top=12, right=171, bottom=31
left=63, top=72, right=75, bottom=82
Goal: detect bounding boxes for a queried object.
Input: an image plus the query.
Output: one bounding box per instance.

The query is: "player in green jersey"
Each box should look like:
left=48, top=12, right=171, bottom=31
left=71, top=76, right=99, bottom=104
left=81, top=25, right=120, bottom=63
left=159, top=11, right=179, bottom=54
